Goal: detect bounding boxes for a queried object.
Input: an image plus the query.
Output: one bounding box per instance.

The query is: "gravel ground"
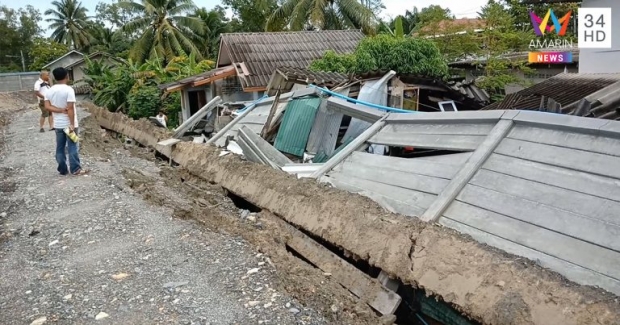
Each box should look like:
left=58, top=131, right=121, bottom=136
left=0, top=107, right=327, bottom=325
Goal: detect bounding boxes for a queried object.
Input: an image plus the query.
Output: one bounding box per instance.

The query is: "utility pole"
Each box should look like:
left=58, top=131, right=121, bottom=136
left=5, top=51, right=27, bottom=71
left=20, top=50, right=25, bottom=72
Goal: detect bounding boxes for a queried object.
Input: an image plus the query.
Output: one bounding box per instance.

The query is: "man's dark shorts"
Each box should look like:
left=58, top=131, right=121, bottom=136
left=39, top=101, right=49, bottom=118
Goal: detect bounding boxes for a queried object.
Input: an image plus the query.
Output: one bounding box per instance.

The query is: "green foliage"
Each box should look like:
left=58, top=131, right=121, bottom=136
left=120, top=0, right=205, bottom=63
left=310, top=35, right=448, bottom=78
left=474, top=0, right=533, bottom=101
left=127, top=85, right=160, bottom=119
left=28, top=37, right=70, bottom=71
left=0, top=5, right=42, bottom=71
left=223, top=0, right=283, bottom=32
left=193, top=6, right=230, bottom=59
left=161, top=92, right=181, bottom=127
left=355, top=35, right=448, bottom=77
left=84, top=60, right=135, bottom=112
left=83, top=52, right=213, bottom=127
left=393, top=16, right=404, bottom=38
left=266, top=0, right=376, bottom=33
left=308, top=50, right=356, bottom=74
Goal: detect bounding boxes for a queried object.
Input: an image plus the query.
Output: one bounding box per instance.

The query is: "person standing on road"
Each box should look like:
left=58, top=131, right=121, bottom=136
left=34, top=71, right=52, bottom=132
left=44, top=67, right=88, bottom=176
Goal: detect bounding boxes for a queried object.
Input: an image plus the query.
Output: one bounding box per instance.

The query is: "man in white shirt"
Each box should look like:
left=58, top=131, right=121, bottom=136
left=44, top=67, right=87, bottom=176
left=34, top=71, right=52, bottom=132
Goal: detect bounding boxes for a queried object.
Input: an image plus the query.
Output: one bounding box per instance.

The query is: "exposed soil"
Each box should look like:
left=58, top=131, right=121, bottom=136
left=78, top=114, right=384, bottom=325
left=0, top=96, right=359, bottom=324
left=87, top=102, right=620, bottom=325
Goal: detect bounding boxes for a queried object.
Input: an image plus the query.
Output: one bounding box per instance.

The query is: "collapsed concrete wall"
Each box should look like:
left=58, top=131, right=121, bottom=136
left=86, top=103, right=620, bottom=325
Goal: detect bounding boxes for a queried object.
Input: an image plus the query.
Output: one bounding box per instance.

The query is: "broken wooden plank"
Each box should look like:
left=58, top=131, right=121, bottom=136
left=285, top=225, right=402, bottom=315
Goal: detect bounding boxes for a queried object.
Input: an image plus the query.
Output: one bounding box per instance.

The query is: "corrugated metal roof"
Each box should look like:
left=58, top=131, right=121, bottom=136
left=274, top=97, right=322, bottom=156
left=217, top=30, right=364, bottom=89
left=483, top=73, right=620, bottom=119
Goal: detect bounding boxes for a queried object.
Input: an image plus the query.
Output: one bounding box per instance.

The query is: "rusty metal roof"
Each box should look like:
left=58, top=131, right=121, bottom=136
left=158, top=66, right=236, bottom=91
left=217, top=30, right=364, bottom=89
left=482, top=73, right=620, bottom=119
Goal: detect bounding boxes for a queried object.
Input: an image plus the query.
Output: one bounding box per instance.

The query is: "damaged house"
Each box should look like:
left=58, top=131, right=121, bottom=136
left=158, top=29, right=365, bottom=125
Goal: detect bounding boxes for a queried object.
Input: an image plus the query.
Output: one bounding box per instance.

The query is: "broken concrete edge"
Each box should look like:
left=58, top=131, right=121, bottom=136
left=86, top=104, right=620, bottom=325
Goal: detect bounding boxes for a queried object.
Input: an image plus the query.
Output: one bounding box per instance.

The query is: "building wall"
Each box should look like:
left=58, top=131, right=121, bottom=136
left=0, top=72, right=39, bottom=92
left=579, top=0, right=620, bottom=73
left=46, top=53, right=83, bottom=81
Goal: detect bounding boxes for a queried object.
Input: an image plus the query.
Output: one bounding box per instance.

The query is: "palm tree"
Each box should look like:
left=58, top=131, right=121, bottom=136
left=266, top=0, right=376, bottom=33
left=120, top=0, right=205, bottom=63
left=45, top=0, right=92, bottom=50
left=193, top=7, right=230, bottom=59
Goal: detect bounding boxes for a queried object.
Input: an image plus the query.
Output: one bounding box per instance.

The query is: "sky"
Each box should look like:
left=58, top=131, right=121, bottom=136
left=6, top=0, right=488, bottom=34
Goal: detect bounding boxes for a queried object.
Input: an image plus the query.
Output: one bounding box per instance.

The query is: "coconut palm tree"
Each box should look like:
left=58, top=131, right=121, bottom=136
left=120, top=0, right=205, bottom=63
left=193, top=7, right=230, bottom=59
left=266, top=0, right=376, bottom=33
left=45, top=0, right=92, bottom=50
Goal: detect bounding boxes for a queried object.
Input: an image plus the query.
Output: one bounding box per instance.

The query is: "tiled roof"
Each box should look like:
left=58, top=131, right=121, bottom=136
left=64, top=52, right=119, bottom=69
left=217, top=30, right=364, bottom=89
left=482, top=73, right=620, bottom=119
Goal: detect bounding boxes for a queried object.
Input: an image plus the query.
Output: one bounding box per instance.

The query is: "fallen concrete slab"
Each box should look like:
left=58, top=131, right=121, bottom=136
left=86, top=103, right=620, bottom=325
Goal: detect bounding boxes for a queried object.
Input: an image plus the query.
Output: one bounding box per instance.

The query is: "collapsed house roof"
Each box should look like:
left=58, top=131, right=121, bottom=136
left=216, top=30, right=364, bottom=90
left=266, top=67, right=353, bottom=96
left=483, top=73, right=620, bottom=119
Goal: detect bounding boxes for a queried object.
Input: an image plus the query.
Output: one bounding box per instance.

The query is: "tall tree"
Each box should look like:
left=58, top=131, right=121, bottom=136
left=45, top=0, right=91, bottom=50
left=476, top=0, right=531, bottom=100
left=28, top=37, right=70, bottom=70
left=87, top=25, right=131, bottom=57
left=193, top=6, right=230, bottom=59
left=266, top=0, right=376, bottom=33
left=120, top=0, right=205, bottom=63
left=94, top=0, right=137, bottom=30
left=0, top=5, right=42, bottom=71
left=222, top=0, right=284, bottom=32
left=413, top=5, right=454, bottom=34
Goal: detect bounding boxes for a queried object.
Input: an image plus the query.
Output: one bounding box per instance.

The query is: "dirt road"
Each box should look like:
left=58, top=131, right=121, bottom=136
left=0, top=105, right=341, bottom=324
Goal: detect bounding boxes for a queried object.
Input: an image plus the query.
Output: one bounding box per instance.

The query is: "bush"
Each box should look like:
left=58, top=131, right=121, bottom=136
left=162, top=92, right=181, bottom=127
left=308, top=50, right=356, bottom=74
left=309, top=34, right=449, bottom=79
left=127, top=85, right=161, bottom=120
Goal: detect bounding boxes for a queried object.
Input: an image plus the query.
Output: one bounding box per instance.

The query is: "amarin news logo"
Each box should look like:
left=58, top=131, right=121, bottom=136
left=529, top=9, right=572, bottom=36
